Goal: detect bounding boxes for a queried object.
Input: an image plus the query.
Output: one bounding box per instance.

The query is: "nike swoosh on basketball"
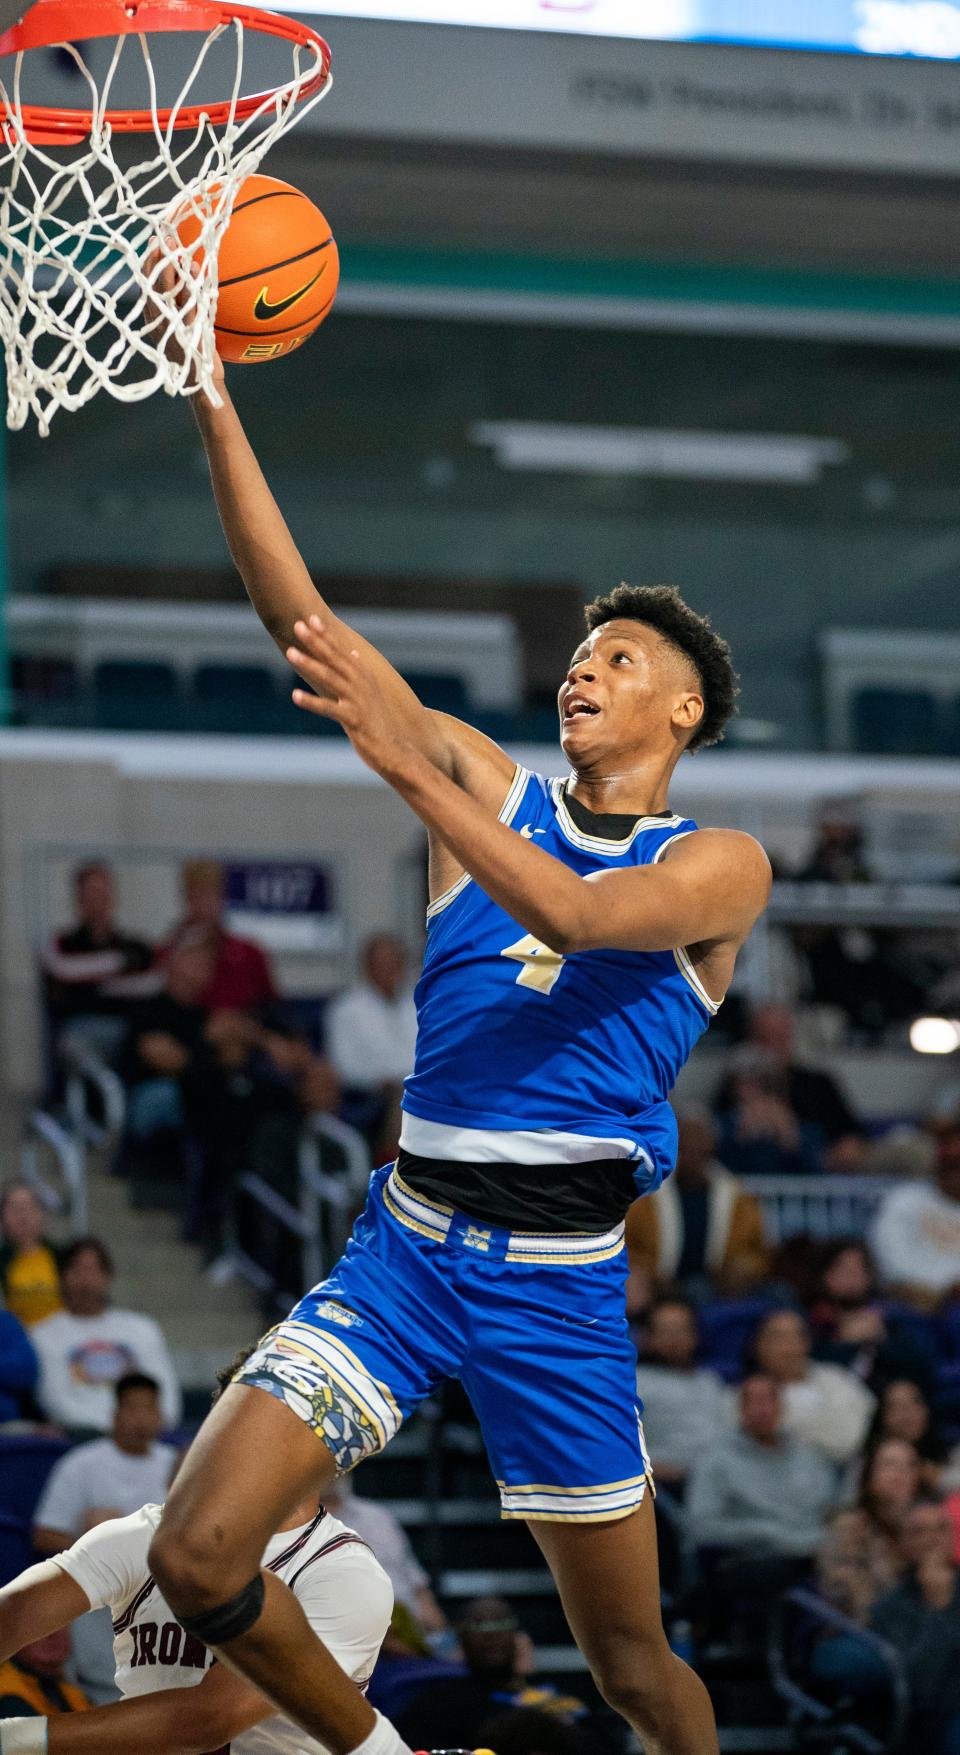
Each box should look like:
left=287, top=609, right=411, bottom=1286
left=519, top=825, right=547, bottom=838
left=253, top=270, right=323, bottom=322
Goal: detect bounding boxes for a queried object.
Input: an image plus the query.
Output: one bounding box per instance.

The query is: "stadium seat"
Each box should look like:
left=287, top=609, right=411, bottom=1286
left=0, top=1513, right=34, bottom=1589
left=945, top=696, right=960, bottom=758
left=0, top=1433, right=72, bottom=1526
left=850, top=686, right=941, bottom=755
left=402, top=672, right=469, bottom=716
left=92, top=659, right=184, bottom=731
left=11, top=655, right=82, bottom=728
left=193, top=663, right=285, bottom=734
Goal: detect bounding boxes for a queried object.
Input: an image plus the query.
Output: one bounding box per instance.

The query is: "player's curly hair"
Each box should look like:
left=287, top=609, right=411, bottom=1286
left=584, top=582, right=739, bottom=751
left=212, top=1341, right=259, bottom=1403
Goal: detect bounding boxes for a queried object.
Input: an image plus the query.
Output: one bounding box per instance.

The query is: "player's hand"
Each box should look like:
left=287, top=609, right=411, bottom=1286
left=142, top=247, right=226, bottom=402
left=286, top=615, right=415, bottom=778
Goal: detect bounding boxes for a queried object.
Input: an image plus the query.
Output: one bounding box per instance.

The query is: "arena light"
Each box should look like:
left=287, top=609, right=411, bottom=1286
left=469, top=422, right=849, bottom=484
left=909, top=1016, right=960, bottom=1055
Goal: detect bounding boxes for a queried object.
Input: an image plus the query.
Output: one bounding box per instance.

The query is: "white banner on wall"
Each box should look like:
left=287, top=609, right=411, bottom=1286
left=276, top=0, right=960, bottom=59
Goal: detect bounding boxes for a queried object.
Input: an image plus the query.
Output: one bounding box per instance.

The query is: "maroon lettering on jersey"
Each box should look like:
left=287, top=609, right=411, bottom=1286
left=138, top=1624, right=158, bottom=1665
left=158, top=1622, right=182, bottom=1666
left=182, top=1630, right=208, bottom=1670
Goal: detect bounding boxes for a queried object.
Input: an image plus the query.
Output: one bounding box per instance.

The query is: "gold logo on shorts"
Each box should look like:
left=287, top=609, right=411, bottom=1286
left=463, top=1225, right=493, bottom=1252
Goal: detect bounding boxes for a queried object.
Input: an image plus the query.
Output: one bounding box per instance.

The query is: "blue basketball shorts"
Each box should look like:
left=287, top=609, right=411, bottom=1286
left=236, top=1165, right=652, bottom=1522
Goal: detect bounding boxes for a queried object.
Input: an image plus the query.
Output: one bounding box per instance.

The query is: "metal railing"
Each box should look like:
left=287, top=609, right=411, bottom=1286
left=61, top=1037, right=126, bottom=1151
left=769, top=1587, right=908, bottom=1754
left=740, top=1174, right=896, bottom=1245
left=20, top=1109, right=88, bottom=1232
left=232, top=1116, right=371, bottom=1307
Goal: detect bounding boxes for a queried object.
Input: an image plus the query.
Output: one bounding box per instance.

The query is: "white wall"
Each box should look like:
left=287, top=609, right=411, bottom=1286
left=3, top=731, right=960, bottom=1100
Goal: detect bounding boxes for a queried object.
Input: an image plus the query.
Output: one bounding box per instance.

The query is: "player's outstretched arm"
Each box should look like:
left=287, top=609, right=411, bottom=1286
left=0, top=1561, right=91, bottom=1661
left=192, top=390, right=513, bottom=801
left=0, top=1562, right=272, bottom=1753
left=286, top=622, right=771, bottom=955
left=37, top=1663, right=271, bottom=1754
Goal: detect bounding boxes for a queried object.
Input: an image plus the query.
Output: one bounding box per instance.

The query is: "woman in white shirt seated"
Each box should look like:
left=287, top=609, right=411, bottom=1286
left=741, top=1307, right=875, bottom=1467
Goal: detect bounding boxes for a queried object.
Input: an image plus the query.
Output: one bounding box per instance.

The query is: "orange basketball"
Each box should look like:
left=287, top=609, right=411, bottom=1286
left=177, top=173, right=339, bottom=365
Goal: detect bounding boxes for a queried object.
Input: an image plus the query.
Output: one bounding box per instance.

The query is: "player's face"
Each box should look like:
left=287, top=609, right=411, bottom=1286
left=558, top=621, right=701, bottom=764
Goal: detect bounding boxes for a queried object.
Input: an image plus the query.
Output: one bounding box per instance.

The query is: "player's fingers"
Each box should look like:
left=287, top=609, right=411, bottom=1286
left=291, top=688, right=344, bottom=720
left=286, top=641, right=355, bottom=698
left=285, top=646, right=341, bottom=695
left=293, top=616, right=351, bottom=661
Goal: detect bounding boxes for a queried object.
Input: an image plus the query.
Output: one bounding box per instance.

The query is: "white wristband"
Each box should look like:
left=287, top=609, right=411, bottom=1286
left=0, top=1721, right=48, bottom=1754
left=347, top=1711, right=414, bottom=1755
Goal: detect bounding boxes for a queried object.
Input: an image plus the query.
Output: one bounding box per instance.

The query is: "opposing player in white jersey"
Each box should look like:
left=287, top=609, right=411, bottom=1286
left=0, top=1352, right=395, bottom=1755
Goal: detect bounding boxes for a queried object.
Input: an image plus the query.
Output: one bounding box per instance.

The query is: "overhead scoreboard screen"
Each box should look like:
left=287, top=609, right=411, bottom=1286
left=294, top=1, right=960, bottom=59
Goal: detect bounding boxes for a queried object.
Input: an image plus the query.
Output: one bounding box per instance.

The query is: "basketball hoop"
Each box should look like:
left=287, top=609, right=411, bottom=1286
left=0, top=0, right=333, bottom=433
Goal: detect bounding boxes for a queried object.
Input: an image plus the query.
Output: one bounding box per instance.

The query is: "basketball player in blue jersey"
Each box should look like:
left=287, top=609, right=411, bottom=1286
left=144, top=357, right=771, bottom=1755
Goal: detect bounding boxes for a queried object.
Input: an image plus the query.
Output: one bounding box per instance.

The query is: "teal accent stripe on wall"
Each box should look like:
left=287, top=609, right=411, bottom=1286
left=340, top=247, right=960, bottom=320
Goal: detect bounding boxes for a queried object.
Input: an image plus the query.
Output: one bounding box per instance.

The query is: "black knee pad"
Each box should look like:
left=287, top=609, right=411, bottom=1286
left=175, top=1572, right=265, bottom=1646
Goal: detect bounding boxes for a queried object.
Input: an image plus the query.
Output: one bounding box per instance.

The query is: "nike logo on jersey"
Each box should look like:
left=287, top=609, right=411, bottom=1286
left=253, top=270, right=323, bottom=322
left=519, top=824, right=547, bottom=838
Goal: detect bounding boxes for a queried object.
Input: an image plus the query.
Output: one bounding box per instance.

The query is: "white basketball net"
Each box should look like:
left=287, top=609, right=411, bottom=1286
left=0, top=18, right=331, bottom=434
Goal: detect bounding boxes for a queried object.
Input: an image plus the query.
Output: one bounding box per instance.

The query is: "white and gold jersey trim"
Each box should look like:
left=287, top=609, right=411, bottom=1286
left=426, top=764, right=529, bottom=919
left=653, top=829, right=723, bottom=1016
left=499, top=1419, right=653, bottom=1522
left=550, top=778, right=683, bottom=856
left=384, top=1167, right=625, bottom=1264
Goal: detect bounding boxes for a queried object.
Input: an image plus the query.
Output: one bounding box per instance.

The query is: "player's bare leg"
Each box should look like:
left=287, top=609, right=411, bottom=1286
left=530, top=1491, right=719, bottom=1755
left=148, top=1384, right=403, bottom=1755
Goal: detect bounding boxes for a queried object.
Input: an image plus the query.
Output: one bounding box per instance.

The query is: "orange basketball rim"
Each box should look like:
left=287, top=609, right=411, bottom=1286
left=0, top=0, right=331, bottom=146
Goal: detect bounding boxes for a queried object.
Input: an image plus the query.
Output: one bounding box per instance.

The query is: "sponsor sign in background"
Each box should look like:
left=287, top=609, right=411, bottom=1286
left=20, top=5, right=960, bottom=172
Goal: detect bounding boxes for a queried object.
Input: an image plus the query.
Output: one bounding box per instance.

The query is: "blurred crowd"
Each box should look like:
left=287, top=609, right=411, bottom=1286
left=43, top=857, right=417, bottom=1261
left=1, top=814, right=960, bottom=1752
left=769, top=810, right=960, bottom=1042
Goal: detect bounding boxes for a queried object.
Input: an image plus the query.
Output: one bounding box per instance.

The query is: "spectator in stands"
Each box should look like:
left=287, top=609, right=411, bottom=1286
left=871, top=1498, right=960, bottom=1754
left=477, top=1707, right=582, bottom=1755
left=635, top=1296, right=727, bottom=1493
left=119, top=938, right=213, bottom=1144
left=809, top=1239, right=937, bottom=1391
left=32, top=1373, right=177, bottom=1554
left=716, top=1065, right=823, bottom=1178
left=0, top=1630, right=90, bottom=1721
left=322, top=1474, right=453, bottom=1659
left=179, top=1009, right=298, bottom=1253
left=746, top=1308, right=875, bottom=1465
left=793, top=815, right=927, bottom=1039
left=397, top=1596, right=608, bottom=1754
left=0, top=1308, right=38, bottom=1424
left=864, top=1381, right=952, bottom=1494
left=41, top=861, right=153, bottom=1062
left=0, top=1180, right=61, bottom=1328
left=872, top=1117, right=960, bottom=1308
left=166, top=859, right=277, bottom=1012
left=30, top=1237, right=181, bottom=1434
left=626, top=1107, right=770, bottom=1296
left=686, top=1375, right=836, bottom=1628
left=817, top=1439, right=922, bottom=1625
left=715, top=1002, right=866, bottom=1173
left=799, top=812, right=871, bottom=887
left=326, top=933, right=417, bottom=1155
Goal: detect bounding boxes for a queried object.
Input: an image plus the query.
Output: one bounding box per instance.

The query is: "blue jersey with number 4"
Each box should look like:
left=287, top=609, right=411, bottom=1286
left=401, top=766, right=718, bottom=1194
